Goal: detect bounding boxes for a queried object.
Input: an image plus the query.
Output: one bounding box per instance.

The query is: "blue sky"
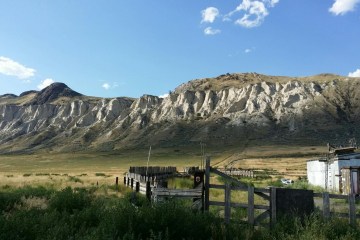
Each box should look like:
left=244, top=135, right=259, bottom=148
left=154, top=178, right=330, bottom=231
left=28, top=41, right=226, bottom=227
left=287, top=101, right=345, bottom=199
left=0, top=0, right=359, bottom=98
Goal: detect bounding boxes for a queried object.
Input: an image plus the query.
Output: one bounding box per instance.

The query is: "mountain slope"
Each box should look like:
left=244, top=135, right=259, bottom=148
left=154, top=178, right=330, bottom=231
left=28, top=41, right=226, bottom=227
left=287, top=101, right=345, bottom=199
left=1, top=74, right=360, bottom=153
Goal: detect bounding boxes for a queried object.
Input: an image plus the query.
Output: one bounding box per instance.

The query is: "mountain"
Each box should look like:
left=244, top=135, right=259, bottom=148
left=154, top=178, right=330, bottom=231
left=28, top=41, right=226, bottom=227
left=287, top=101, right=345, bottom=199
left=26, top=82, right=82, bottom=105
left=1, top=74, right=360, bottom=153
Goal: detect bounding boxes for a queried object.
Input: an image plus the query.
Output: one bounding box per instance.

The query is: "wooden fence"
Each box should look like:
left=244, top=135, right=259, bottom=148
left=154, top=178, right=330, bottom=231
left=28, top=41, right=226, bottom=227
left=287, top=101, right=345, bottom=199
left=204, top=157, right=360, bottom=227
left=205, top=158, right=273, bottom=226
left=217, top=168, right=255, bottom=178
left=313, top=192, right=360, bottom=226
left=129, top=166, right=177, bottom=175
left=124, top=168, right=202, bottom=203
left=152, top=185, right=203, bottom=202
left=122, top=158, right=360, bottom=227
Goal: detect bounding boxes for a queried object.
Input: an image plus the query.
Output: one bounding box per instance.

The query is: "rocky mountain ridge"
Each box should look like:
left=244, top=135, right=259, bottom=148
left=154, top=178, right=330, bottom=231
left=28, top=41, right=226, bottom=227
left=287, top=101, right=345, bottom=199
left=1, top=73, right=360, bottom=153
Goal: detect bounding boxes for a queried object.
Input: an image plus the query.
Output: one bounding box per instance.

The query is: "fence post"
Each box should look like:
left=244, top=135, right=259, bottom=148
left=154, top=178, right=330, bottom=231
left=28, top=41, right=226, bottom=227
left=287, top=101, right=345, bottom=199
left=136, top=182, right=140, bottom=192
left=323, top=192, right=330, bottom=219
left=248, top=186, right=255, bottom=226
left=204, top=157, right=210, bottom=211
left=225, top=182, right=231, bottom=224
left=270, top=187, right=277, bottom=228
left=146, top=181, right=151, bottom=201
left=115, top=177, right=119, bottom=192
left=349, top=194, right=356, bottom=227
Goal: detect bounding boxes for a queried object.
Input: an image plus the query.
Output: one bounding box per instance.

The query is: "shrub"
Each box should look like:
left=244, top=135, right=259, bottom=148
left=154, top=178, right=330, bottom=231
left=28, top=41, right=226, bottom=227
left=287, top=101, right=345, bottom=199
left=35, top=173, right=50, bottom=176
left=287, top=179, right=325, bottom=192
left=49, top=187, right=91, bottom=213
left=0, top=186, right=53, bottom=212
left=95, top=173, right=106, bottom=177
left=267, top=178, right=284, bottom=187
left=68, top=176, right=83, bottom=183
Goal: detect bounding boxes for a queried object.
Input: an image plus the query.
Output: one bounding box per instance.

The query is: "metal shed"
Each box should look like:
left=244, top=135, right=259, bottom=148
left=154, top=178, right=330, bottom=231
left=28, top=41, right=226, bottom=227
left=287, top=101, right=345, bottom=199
left=307, top=141, right=360, bottom=194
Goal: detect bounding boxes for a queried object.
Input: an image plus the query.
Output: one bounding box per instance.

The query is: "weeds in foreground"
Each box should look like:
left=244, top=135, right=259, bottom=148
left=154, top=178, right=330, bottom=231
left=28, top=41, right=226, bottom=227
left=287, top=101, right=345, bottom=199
left=0, top=186, right=359, bottom=240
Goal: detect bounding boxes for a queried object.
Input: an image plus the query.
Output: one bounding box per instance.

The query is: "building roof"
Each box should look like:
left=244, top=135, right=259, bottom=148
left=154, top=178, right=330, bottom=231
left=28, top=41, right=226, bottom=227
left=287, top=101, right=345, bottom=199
left=331, top=146, right=357, bottom=155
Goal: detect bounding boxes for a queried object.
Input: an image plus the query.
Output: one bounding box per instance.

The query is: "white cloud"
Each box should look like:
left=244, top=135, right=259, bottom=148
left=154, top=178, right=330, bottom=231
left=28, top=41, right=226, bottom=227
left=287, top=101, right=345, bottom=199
left=0, top=56, right=36, bottom=79
left=245, top=48, right=252, bottom=53
left=159, top=93, right=169, bottom=98
left=102, top=83, right=111, bottom=90
left=329, top=0, right=360, bottom=15
left=224, top=0, right=279, bottom=28
left=204, top=27, right=221, bottom=35
left=201, top=7, right=220, bottom=23
left=265, top=0, right=279, bottom=7
left=101, top=82, right=119, bottom=90
left=349, top=69, right=360, bottom=77
left=38, top=78, right=55, bottom=90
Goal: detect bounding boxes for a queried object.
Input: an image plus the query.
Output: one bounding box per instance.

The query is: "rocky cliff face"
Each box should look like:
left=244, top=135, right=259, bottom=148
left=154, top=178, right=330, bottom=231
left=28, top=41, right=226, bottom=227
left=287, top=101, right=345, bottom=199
left=1, top=74, right=360, bottom=153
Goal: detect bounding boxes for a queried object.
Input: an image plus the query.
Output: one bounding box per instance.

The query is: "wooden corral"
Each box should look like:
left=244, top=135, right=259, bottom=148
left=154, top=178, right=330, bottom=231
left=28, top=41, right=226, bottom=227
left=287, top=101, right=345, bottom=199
left=124, top=166, right=202, bottom=202
left=123, top=158, right=360, bottom=227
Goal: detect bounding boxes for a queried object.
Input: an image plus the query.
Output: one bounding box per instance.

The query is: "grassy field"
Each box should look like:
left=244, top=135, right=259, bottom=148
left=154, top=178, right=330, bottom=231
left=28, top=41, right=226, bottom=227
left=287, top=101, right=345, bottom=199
left=0, top=144, right=325, bottom=189
left=2, top=145, right=360, bottom=239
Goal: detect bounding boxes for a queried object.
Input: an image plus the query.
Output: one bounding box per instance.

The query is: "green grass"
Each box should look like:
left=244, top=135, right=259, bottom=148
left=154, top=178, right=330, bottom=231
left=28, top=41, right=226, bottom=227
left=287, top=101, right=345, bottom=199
left=167, top=177, right=193, bottom=189
left=286, top=179, right=325, bottom=192
left=0, top=185, right=359, bottom=240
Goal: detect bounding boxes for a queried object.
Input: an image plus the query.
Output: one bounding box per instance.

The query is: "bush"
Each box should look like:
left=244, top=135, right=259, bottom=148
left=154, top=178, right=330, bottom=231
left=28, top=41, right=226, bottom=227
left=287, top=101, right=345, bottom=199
left=267, top=178, right=284, bottom=187
left=49, top=187, right=91, bottom=213
left=95, top=173, right=106, bottom=177
left=0, top=186, right=54, bottom=212
left=287, top=179, right=325, bottom=192
left=68, top=176, right=83, bottom=183
left=35, top=173, right=50, bottom=176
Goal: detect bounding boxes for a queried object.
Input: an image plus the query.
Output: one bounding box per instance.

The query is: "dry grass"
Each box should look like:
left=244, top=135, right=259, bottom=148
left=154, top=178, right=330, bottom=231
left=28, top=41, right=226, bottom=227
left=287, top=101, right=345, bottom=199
left=0, top=148, right=205, bottom=190
left=0, top=144, right=322, bottom=190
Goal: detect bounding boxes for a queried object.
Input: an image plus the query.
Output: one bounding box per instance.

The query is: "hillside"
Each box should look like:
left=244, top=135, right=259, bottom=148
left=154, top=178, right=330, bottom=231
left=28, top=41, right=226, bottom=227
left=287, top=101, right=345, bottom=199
left=1, top=73, right=360, bottom=153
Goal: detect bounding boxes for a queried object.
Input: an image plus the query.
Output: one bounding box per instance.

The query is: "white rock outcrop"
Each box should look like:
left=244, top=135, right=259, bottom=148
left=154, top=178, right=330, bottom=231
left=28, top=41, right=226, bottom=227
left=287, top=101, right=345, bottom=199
left=0, top=74, right=359, bottom=151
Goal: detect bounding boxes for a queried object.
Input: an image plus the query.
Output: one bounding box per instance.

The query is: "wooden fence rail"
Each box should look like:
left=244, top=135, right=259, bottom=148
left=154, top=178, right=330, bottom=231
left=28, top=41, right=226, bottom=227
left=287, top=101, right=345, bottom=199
left=205, top=158, right=272, bottom=226
left=152, top=186, right=203, bottom=198
left=217, top=168, right=255, bottom=178
left=204, top=157, right=360, bottom=227
left=313, top=192, right=360, bottom=226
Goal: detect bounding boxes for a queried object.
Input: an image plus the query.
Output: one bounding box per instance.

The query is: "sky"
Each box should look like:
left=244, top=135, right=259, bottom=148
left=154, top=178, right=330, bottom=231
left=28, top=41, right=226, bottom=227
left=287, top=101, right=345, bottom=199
left=0, top=0, right=360, bottom=98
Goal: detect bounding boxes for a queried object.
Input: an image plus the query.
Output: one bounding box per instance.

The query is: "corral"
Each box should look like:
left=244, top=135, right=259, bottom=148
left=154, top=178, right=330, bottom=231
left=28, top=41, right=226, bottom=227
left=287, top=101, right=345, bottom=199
left=125, top=158, right=360, bottom=227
